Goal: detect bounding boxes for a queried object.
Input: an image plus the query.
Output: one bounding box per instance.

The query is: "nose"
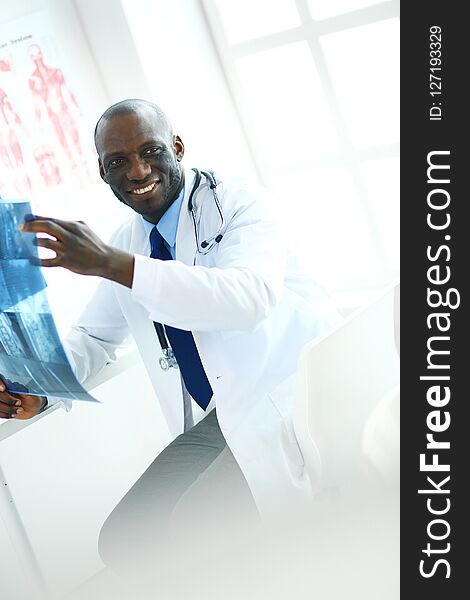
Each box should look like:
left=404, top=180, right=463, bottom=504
left=126, top=156, right=151, bottom=181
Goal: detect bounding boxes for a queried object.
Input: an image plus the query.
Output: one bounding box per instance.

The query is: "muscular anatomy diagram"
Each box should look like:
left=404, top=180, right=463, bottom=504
left=0, top=87, right=32, bottom=196
left=0, top=56, right=12, bottom=73
left=0, top=35, right=93, bottom=198
left=28, top=43, right=86, bottom=170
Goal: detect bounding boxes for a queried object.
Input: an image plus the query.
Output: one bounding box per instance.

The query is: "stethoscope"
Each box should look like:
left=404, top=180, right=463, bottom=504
left=156, top=167, right=225, bottom=370
left=188, top=167, right=225, bottom=254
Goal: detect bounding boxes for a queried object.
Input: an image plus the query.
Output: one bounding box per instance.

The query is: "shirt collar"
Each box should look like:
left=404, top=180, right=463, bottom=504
left=141, top=187, right=185, bottom=249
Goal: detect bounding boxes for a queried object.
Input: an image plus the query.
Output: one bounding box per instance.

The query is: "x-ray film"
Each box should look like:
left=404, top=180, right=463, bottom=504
left=0, top=198, right=98, bottom=402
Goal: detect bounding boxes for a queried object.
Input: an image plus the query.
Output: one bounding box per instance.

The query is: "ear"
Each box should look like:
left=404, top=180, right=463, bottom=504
left=173, top=135, right=185, bottom=162
left=98, top=158, right=108, bottom=183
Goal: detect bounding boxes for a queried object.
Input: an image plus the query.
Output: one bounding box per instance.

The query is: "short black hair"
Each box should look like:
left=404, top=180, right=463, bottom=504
left=94, top=99, right=173, bottom=151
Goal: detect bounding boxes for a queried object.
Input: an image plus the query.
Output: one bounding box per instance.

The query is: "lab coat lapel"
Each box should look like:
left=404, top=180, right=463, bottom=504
left=176, top=167, right=198, bottom=265
left=130, top=215, right=150, bottom=254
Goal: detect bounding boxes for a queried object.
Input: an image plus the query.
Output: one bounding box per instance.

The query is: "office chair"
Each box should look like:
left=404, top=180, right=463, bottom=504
left=294, top=283, right=400, bottom=493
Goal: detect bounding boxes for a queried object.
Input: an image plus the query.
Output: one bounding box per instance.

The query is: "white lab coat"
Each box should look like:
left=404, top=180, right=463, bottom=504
left=63, top=168, right=337, bottom=518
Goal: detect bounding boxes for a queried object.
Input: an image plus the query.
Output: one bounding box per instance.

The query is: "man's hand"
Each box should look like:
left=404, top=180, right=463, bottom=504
left=19, top=216, right=135, bottom=288
left=0, top=378, right=47, bottom=420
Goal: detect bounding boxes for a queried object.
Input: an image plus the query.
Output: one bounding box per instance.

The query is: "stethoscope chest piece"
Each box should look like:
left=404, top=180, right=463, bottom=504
left=159, top=348, right=179, bottom=371
left=154, top=322, right=179, bottom=371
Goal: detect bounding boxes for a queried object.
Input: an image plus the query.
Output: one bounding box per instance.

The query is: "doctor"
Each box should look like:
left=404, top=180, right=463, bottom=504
left=5, top=99, right=336, bottom=567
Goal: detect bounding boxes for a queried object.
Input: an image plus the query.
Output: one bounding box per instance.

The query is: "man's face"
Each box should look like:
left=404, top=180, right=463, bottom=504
left=96, top=109, right=184, bottom=224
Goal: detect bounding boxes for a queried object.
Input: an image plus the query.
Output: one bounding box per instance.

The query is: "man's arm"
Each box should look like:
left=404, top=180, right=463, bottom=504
left=20, top=185, right=285, bottom=332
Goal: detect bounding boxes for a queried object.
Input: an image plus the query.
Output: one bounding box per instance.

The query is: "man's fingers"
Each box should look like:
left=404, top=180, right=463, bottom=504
left=0, top=391, right=21, bottom=406
left=0, top=378, right=23, bottom=402
left=22, top=215, right=81, bottom=234
left=26, top=234, right=62, bottom=266
left=20, top=218, right=68, bottom=240
left=29, top=256, right=62, bottom=268
left=0, top=400, right=21, bottom=417
left=0, top=395, right=22, bottom=408
left=35, top=237, right=61, bottom=252
left=42, top=216, right=81, bottom=233
left=0, top=412, right=23, bottom=419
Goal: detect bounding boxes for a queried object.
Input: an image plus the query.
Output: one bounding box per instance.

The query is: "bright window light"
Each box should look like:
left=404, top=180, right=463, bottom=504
left=187, top=0, right=399, bottom=294
left=307, top=0, right=387, bottom=20
left=213, top=0, right=301, bottom=44
left=320, top=18, right=399, bottom=149
left=360, top=157, right=400, bottom=271
left=235, top=42, right=341, bottom=168
left=271, top=166, right=382, bottom=288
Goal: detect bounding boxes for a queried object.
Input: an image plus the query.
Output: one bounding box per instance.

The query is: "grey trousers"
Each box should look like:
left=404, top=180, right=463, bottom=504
left=98, top=409, right=259, bottom=573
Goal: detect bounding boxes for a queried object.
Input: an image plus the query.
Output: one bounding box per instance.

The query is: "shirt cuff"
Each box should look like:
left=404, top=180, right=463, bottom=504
left=131, top=254, right=162, bottom=315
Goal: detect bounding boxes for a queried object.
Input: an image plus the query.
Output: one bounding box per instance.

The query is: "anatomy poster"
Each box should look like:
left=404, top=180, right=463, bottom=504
left=0, top=12, right=97, bottom=211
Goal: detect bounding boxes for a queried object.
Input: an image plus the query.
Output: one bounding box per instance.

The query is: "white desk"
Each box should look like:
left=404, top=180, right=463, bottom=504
left=0, top=402, right=67, bottom=598
left=0, top=350, right=141, bottom=598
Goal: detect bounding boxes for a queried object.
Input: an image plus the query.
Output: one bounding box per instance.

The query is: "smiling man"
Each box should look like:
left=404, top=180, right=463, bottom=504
left=96, top=102, right=184, bottom=223
left=0, top=99, right=338, bottom=576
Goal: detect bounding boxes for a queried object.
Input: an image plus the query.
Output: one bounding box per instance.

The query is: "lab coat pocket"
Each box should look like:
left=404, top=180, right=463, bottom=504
left=267, top=376, right=307, bottom=483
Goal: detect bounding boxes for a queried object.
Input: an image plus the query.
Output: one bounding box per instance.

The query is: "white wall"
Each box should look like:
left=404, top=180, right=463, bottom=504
left=120, top=0, right=258, bottom=178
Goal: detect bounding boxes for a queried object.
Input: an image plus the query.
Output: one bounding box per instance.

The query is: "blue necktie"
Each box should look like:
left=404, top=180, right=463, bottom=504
left=150, top=226, right=213, bottom=410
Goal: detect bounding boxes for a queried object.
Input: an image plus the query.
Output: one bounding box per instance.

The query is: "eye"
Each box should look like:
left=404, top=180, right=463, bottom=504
left=108, top=158, right=124, bottom=168
left=144, top=146, right=163, bottom=156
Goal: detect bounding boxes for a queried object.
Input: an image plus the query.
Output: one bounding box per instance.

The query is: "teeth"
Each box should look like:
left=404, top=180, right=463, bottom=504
left=131, top=182, right=157, bottom=195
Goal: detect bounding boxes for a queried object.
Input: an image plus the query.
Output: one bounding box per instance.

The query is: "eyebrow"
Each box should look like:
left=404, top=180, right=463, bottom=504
left=101, top=138, right=167, bottom=163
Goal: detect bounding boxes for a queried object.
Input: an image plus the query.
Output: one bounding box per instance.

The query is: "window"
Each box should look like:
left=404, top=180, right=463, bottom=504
left=213, top=0, right=301, bottom=43
left=201, top=0, right=400, bottom=297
